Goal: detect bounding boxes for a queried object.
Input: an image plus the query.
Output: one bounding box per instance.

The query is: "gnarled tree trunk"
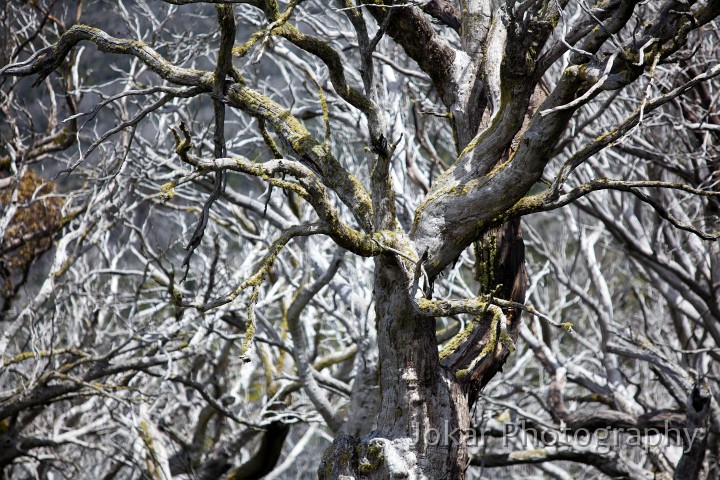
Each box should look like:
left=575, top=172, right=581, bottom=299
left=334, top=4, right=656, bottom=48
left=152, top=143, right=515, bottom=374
left=320, top=218, right=525, bottom=479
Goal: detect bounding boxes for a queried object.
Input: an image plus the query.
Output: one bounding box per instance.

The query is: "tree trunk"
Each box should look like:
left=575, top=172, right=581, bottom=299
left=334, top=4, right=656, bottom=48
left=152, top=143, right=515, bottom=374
left=320, top=255, right=470, bottom=479
left=320, top=218, right=526, bottom=479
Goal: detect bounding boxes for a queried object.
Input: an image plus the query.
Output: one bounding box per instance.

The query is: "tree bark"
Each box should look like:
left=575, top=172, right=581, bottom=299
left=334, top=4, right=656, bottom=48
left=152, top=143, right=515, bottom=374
left=320, top=254, right=471, bottom=479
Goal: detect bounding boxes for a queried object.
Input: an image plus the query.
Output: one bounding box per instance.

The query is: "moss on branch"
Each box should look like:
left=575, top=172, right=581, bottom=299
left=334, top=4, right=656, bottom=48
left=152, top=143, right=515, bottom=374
left=225, top=83, right=374, bottom=232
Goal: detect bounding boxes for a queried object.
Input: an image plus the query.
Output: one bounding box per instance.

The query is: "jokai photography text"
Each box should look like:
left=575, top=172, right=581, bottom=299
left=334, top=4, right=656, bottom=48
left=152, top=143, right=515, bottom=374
left=411, top=418, right=706, bottom=455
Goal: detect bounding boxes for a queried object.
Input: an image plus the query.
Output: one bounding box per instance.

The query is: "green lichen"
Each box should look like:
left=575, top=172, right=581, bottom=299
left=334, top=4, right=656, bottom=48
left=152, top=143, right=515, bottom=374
left=509, top=448, right=547, bottom=461
left=499, top=327, right=516, bottom=352
left=160, top=182, right=175, bottom=201
left=357, top=441, right=384, bottom=474
left=478, top=310, right=501, bottom=357
left=54, top=259, right=73, bottom=278
left=485, top=158, right=511, bottom=177
left=475, top=230, right=498, bottom=295
left=453, top=308, right=505, bottom=381
left=138, top=420, right=161, bottom=480
left=594, top=127, right=619, bottom=144
left=52, top=128, right=72, bottom=146
left=4, top=351, right=38, bottom=366
left=240, top=288, right=259, bottom=362
left=439, top=321, right=477, bottom=361
left=503, top=193, right=546, bottom=219
left=171, top=288, right=182, bottom=307
left=367, top=442, right=383, bottom=457
left=358, top=460, right=375, bottom=474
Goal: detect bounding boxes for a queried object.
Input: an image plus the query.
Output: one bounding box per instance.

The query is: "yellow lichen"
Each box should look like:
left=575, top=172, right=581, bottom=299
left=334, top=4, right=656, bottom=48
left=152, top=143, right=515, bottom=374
left=439, top=321, right=477, bottom=360
left=160, top=182, right=175, bottom=201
